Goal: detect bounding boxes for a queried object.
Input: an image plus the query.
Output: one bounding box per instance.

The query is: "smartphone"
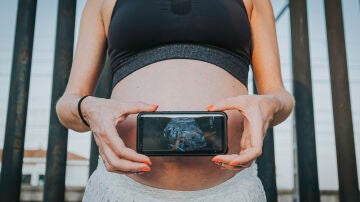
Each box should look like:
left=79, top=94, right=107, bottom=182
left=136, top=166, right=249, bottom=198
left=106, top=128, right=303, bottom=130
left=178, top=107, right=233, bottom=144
left=137, top=111, right=228, bottom=156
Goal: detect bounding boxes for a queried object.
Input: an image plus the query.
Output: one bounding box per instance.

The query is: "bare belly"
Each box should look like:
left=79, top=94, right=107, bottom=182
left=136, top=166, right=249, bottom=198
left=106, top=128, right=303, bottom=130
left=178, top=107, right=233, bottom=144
left=111, top=59, right=248, bottom=191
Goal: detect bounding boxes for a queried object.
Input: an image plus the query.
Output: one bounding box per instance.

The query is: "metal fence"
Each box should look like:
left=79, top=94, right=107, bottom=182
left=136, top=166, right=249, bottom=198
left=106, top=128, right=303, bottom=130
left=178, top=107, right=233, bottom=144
left=0, top=0, right=358, bottom=202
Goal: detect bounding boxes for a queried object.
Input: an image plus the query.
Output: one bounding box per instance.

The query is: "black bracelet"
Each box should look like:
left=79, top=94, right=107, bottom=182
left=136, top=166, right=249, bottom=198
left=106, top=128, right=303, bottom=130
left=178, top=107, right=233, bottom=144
left=78, top=95, right=90, bottom=128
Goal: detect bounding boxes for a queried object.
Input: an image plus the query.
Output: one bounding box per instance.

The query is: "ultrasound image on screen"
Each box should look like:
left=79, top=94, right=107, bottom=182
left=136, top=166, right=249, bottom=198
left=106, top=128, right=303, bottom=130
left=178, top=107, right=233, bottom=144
left=142, top=116, right=224, bottom=152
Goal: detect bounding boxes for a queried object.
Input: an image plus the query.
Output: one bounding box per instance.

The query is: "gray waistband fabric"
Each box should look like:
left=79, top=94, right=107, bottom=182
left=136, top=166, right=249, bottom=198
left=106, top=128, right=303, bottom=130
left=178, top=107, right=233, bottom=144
left=111, top=43, right=250, bottom=88
left=82, top=156, right=267, bottom=201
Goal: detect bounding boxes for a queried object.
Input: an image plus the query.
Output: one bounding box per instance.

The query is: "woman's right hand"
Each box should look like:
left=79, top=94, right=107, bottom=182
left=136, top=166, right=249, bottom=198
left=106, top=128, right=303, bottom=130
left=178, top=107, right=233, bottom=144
left=81, top=96, right=159, bottom=174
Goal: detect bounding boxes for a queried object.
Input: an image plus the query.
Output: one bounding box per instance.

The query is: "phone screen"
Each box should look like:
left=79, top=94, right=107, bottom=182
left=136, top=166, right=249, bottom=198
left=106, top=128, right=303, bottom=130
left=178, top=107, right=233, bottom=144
left=137, top=111, right=228, bottom=155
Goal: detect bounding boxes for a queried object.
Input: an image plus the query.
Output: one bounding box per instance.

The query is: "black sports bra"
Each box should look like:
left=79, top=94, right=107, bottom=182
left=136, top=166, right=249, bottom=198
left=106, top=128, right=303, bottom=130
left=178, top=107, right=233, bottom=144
left=107, top=0, right=252, bottom=88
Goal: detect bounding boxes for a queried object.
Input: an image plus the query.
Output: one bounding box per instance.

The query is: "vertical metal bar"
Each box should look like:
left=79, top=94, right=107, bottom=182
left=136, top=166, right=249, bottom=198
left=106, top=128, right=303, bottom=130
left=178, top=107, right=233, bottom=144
left=89, top=55, right=111, bottom=177
left=89, top=135, right=99, bottom=177
left=253, top=81, right=278, bottom=202
left=43, top=1, right=76, bottom=201
left=256, top=129, right=277, bottom=202
left=289, top=0, right=320, bottom=201
left=0, top=0, right=37, bottom=201
left=323, top=1, right=360, bottom=201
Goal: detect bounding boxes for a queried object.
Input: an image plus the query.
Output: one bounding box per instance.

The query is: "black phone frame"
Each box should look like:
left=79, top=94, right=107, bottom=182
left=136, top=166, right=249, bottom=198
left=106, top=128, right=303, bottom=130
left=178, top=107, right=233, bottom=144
left=136, top=111, right=228, bottom=156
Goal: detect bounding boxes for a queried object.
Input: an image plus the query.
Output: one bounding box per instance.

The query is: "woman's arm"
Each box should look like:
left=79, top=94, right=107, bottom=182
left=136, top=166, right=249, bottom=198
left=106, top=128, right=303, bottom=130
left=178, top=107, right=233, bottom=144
left=56, top=0, right=106, bottom=132
left=207, top=0, right=294, bottom=169
left=55, top=0, right=156, bottom=173
left=250, top=0, right=295, bottom=126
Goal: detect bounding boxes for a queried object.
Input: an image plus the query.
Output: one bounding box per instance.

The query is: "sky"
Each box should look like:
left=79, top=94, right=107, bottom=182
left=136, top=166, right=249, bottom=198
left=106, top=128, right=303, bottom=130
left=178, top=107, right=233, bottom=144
left=0, top=0, right=359, bottom=189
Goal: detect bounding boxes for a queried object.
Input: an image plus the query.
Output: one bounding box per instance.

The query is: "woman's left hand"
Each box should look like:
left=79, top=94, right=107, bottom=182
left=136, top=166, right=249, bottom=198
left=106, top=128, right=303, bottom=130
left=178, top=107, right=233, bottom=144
left=206, top=94, right=278, bottom=170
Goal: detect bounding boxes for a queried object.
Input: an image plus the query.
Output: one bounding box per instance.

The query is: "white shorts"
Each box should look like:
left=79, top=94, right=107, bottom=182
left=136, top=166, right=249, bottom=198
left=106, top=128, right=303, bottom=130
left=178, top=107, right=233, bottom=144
left=82, top=156, right=266, bottom=202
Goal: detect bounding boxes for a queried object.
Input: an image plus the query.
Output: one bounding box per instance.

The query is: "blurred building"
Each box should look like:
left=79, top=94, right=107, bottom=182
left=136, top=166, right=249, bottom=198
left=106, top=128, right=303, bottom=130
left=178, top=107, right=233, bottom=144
left=0, top=149, right=89, bottom=186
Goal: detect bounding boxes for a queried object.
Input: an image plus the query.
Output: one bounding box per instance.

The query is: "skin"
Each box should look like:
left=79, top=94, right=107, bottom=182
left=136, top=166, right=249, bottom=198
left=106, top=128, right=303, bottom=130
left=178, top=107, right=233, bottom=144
left=56, top=0, right=295, bottom=191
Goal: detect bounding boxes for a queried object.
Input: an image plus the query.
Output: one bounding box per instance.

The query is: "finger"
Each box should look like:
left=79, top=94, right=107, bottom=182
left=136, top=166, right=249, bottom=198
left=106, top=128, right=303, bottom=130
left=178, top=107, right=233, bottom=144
left=236, top=105, right=263, bottom=152
left=213, top=158, right=251, bottom=170
left=240, top=130, right=248, bottom=149
left=94, top=126, right=151, bottom=165
left=120, top=101, right=158, bottom=116
left=100, top=160, right=148, bottom=175
left=213, top=160, right=244, bottom=170
left=206, top=96, right=249, bottom=112
left=245, top=112, right=264, bottom=148
left=207, top=97, right=263, bottom=150
left=220, top=164, right=247, bottom=171
left=228, top=160, right=253, bottom=168
left=210, top=116, right=263, bottom=167
left=212, top=153, right=253, bottom=170
left=105, top=164, right=149, bottom=174
left=228, top=147, right=262, bottom=166
left=220, top=161, right=253, bottom=170
left=237, top=117, right=263, bottom=164
left=211, top=154, right=239, bottom=165
left=207, top=95, right=263, bottom=142
left=94, top=130, right=149, bottom=172
left=111, top=170, right=146, bottom=175
left=101, top=142, right=151, bottom=173
left=102, top=124, right=152, bottom=165
left=240, top=118, right=255, bottom=150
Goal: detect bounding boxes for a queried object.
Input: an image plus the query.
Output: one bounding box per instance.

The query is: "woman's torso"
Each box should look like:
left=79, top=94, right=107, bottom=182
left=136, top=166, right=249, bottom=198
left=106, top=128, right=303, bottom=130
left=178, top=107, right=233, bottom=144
left=102, top=0, right=252, bottom=191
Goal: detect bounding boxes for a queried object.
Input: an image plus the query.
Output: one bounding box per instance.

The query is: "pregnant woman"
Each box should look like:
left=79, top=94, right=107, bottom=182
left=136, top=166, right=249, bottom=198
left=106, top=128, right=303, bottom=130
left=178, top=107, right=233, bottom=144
left=56, top=0, right=294, bottom=201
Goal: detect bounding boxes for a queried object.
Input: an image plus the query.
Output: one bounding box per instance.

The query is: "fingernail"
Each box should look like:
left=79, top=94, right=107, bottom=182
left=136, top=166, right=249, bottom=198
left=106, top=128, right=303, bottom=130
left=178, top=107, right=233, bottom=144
left=140, top=166, right=151, bottom=172
left=150, top=104, right=158, bottom=109
left=144, top=161, right=152, bottom=166
left=206, top=105, right=214, bottom=111
left=212, top=157, right=220, bottom=162
left=229, top=162, right=238, bottom=166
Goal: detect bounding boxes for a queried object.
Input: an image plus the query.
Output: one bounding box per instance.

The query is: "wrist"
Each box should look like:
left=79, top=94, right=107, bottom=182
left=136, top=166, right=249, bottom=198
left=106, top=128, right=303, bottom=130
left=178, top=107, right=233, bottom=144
left=259, top=94, right=282, bottom=125
left=78, top=95, right=93, bottom=127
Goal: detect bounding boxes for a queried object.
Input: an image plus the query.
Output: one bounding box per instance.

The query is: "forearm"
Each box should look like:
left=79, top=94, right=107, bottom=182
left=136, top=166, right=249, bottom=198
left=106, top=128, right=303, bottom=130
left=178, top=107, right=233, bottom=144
left=56, top=93, right=91, bottom=132
left=259, top=88, right=295, bottom=127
